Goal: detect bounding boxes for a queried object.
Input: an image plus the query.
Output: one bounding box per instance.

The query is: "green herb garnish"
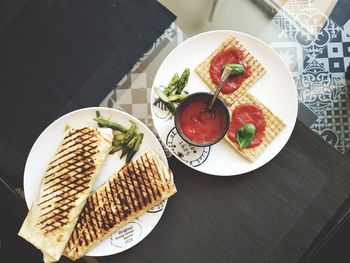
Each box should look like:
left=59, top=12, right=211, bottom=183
left=222, top=64, right=245, bottom=77
left=236, top=123, right=256, bottom=148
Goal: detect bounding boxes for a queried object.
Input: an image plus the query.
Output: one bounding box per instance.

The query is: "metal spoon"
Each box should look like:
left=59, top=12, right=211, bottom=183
left=202, top=66, right=232, bottom=118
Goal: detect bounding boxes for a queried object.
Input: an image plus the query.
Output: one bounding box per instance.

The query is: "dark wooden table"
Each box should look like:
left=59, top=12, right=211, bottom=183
left=95, top=121, right=350, bottom=263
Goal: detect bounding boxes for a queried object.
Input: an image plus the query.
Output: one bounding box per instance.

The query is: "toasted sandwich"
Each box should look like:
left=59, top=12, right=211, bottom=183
left=64, top=151, right=176, bottom=260
left=18, top=127, right=113, bottom=262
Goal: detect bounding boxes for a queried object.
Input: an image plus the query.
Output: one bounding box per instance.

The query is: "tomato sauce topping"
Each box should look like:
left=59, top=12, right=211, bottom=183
left=227, top=104, right=266, bottom=148
left=178, top=94, right=228, bottom=144
left=209, top=48, right=251, bottom=94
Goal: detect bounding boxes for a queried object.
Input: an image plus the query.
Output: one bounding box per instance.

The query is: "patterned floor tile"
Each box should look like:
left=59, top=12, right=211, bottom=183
left=297, top=102, right=318, bottom=126
left=310, top=82, right=350, bottom=153
left=294, top=60, right=345, bottom=116
left=270, top=39, right=306, bottom=76
left=273, top=0, right=315, bottom=36
left=262, top=1, right=349, bottom=154
left=272, top=0, right=342, bottom=65
left=311, top=119, right=350, bottom=154
left=319, top=84, right=350, bottom=138
left=314, top=21, right=350, bottom=79
left=304, top=16, right=342, bottom=59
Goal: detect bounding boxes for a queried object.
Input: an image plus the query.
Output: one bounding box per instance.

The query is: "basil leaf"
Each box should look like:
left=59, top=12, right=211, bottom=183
left=236, top=123, right=256, bottom=148
left=222, top=64, right=245, bottom=77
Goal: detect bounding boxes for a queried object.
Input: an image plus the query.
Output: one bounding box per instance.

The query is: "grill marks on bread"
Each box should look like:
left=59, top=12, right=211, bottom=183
left=37, top=128, right=99, bottom=234
left=65, top=151, right=176, bottom=260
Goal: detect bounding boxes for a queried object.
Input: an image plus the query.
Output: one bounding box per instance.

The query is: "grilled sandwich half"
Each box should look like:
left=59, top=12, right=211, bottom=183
left=18, top=127, right=113, bottom=262
left=64, top=150, right=176, bottom=261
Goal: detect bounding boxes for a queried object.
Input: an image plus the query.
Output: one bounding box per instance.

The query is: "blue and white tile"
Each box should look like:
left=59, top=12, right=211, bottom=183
left=314, top=21, right=350, bottom=79
left=270, top=39, right=306, bottom=77
left=294, top=60, right=345, bottom=116
left=311, top=117, right=350, bottom=154
left=270, top=2, right=350, bottom=154
left=310, top=78, right=350, bottom=153
left=273, top=1, right=342, bottom=65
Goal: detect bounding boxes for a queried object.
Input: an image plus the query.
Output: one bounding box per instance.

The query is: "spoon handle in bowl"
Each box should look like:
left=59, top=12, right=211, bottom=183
left=208, top=66, right=233, bottom=110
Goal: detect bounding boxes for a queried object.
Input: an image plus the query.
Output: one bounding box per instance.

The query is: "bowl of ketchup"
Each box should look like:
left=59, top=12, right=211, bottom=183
left=174, top=92, right=230, bottom=147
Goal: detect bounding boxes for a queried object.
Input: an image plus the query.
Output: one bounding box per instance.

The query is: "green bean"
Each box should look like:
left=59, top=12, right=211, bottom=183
left=164, top=72, right=180, bottom=94
left=121, top=121, right=137, bottom=145
left=120, top=147, right=129, bottom=159
left=126, top=150, right=135, bottom=163
left=109, top=144, right=124, bottom=154
left=164, top=102, right=176, bottom=113
left=93, top=117, right=128, bottom=133
left=175, top=68, right=190, bottom=94
left=115, top=133, right=126, bottom=141
left=155, top=87, right=170, bottom=103
left=134, top=133, right=143, bottom=151
left=126, top=135, right=138, bottom=148
left=112, top=130, right=124, bottom=136
left=168, top=93, right=188, bottom=102
left=126, top=133, right=144, bottom=163
left=153, top=73, right=179, bottom=105
left=155, top=87, right=176, bottom=113
left=93, top=112, right=145, bottom=163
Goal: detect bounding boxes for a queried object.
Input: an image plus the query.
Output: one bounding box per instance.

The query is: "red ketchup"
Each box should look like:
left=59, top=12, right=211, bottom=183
left=209, top=48, right=251, bottom=94
left=178, top=94, right=227, bottom=145
left=227, top=104, right=266, bottom=148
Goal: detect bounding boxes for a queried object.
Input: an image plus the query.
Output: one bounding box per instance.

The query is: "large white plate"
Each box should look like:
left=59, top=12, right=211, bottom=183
left=23, top=107, right=168, bottom=257
left=151, top=30, right=298, bottom=176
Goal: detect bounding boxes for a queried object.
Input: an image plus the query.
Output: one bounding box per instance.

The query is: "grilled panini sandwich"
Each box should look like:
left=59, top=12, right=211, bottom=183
left=64, top=151, right=176, bottom=260
left=19, top=127, right=113, bottom=262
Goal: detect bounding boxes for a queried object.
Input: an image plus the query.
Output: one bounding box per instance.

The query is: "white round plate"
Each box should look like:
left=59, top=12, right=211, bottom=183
left=151, top=30, right=298, bottom=176
left=23, top=107, right=168, bottom=257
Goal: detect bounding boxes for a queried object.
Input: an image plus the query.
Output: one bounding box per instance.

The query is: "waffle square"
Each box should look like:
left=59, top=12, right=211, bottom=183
left=195, top=35, right=266, bottom=106
left=224, top=94, right=285, bottom=162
